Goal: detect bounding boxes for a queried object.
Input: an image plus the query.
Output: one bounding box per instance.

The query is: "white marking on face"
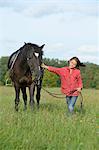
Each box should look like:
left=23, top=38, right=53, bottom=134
left=39, top=66, right=40, bottom=71
left=34, top=52, right=39, bottom=57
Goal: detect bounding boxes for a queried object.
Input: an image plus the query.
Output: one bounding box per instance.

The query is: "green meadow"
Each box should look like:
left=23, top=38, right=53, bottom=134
left=0, top=86, right=99, bottom=150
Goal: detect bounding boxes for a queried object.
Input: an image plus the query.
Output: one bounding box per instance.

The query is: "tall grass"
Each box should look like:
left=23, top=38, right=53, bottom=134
left=0, top=86, right=99, bottom=150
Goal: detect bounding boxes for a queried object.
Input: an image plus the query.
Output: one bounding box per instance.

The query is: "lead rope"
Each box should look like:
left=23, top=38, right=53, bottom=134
left=42, top=87, right=65, bottom=98
left=79, top=92, right=83, bottom=109
left=42, top=87, right=83, bottom=109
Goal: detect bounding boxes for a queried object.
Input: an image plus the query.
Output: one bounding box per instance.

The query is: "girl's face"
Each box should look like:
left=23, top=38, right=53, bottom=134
left=69, top=59, right=77, bottom=69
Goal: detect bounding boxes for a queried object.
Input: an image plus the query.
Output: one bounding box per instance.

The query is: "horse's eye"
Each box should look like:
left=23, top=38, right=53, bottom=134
left=34, top=52, right=39, bottom=57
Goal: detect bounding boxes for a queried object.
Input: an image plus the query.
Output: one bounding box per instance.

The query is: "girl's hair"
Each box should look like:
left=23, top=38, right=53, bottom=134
left=68, top=57, right=86, bottom=68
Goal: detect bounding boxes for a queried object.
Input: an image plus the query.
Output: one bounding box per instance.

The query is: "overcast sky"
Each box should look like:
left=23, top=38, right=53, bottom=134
left=0, top=0, right=99, bottom=64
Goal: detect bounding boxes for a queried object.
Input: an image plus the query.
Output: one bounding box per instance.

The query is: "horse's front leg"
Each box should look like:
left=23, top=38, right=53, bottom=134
left=29, top=83, right=35, bottom=109
left=36, top=76, right=43, bottom=108
left=36, top=69, right=44, bottom=108
left=21, top=87, right=27, bottom=111
left=36, top=85, right=42, bottom=108
left=14, top=85, right=20, bottom=111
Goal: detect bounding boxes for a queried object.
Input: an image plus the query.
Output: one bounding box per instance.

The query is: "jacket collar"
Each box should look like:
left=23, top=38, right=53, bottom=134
left=67, top=67, right=76, bottom=70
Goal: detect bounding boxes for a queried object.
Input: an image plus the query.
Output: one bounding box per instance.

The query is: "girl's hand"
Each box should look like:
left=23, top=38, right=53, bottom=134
left=76, top=88, right=82, bottom=92
left=41, top=63, right=48, bottom=69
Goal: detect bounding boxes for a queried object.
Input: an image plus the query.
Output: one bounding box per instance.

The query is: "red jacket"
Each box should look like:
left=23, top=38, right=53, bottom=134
left=48, top=66, right=83, bottom=96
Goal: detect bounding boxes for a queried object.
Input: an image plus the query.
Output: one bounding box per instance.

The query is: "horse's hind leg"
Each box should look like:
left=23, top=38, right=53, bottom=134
left=14, top=86, right=20, bottom=111
left=21, top=87, right=27, bottom=111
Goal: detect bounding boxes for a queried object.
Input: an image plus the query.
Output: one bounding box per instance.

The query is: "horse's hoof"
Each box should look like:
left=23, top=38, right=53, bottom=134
left=31, top=106, right=34, bottom=110
left=15, top=108, right=18, bottom=111
left=37, top=104, right=39, bottom=109
left=23, top=106, right=27, bottom=111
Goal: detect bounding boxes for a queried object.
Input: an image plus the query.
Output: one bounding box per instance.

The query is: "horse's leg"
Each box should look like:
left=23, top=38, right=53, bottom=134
left=36, top=85, right=41, bottom=108
left=29, top=83, right=35, bottom=109
left=36, top=77, right=43, bottom=108
left=21, top=87, right=27, bottom=111
left=14, top=85, right=20, bottom=111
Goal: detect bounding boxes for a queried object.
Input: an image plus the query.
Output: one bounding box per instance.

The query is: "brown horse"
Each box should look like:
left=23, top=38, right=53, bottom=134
left=8, top=43, right=45, bottom=111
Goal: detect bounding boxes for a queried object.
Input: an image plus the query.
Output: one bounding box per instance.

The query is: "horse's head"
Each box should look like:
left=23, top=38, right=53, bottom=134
left=26, top=43, right=45, bottom=85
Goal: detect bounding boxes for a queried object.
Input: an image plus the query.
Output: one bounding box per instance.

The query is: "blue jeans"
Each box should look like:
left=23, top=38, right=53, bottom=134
left=66, top=96, right=78, bottom=113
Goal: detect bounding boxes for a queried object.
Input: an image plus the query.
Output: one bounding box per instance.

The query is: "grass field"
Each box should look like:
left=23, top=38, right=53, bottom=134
left=0, top=86, right=99, bottom=150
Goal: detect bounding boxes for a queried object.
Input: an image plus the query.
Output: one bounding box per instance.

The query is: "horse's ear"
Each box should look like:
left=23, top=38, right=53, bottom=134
left=40, top=44, right=45, bottom=49
left=24, top=42, right=27, bottom=45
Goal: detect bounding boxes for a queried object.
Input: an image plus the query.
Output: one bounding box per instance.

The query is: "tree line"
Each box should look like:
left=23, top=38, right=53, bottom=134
left=0, top=56, right=99, bottom=89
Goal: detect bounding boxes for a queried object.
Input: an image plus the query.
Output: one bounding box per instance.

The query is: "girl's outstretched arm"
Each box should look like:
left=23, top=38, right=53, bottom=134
left=41, top=63, right=63, bottom=75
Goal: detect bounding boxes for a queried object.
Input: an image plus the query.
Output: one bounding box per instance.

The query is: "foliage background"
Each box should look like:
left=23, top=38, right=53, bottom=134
left=0, top=56, right=99, bottom=89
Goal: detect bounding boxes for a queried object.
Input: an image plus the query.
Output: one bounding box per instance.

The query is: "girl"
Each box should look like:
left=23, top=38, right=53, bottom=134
left=41, top=57, right=85, bottom=114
